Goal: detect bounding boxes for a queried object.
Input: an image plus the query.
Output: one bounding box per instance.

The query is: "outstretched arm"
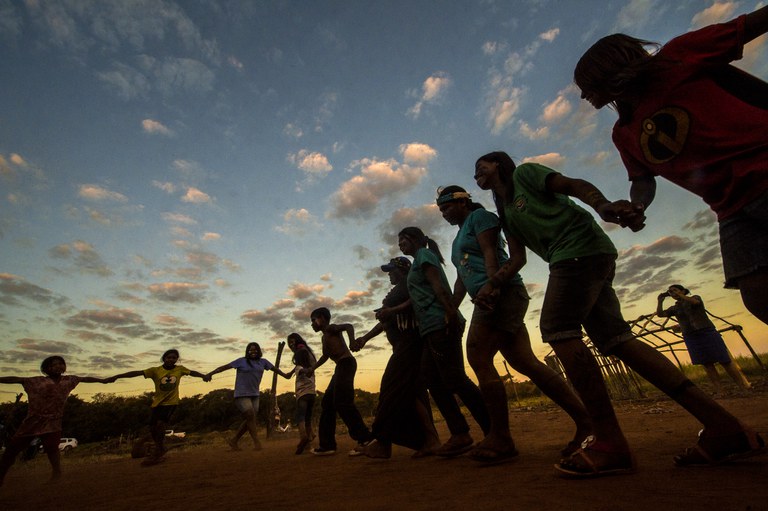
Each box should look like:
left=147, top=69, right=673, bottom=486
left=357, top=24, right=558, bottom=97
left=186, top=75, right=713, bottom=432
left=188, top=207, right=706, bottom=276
left=745, top=5, right=768, bottom=43
left=0, top=376, right=25, bottom=385
left=353, top=322, right=385, bottom=351
left=79, top=376, right=117, bottom=384
left=189, top=370, right=207, bottom=380
left=205, top=363, right=233, bottom=381
left=109, top=370, right=145, bottom=381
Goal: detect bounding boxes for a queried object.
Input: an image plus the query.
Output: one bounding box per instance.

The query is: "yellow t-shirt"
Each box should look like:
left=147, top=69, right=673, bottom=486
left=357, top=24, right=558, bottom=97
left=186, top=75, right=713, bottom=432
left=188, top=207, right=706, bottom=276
left=143, top=365, right=191, bottom=407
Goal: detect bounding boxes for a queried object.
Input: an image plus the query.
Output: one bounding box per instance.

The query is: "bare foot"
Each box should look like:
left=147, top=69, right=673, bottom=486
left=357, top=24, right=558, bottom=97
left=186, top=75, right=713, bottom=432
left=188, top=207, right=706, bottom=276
left=228, top=438, right=241, bottom=451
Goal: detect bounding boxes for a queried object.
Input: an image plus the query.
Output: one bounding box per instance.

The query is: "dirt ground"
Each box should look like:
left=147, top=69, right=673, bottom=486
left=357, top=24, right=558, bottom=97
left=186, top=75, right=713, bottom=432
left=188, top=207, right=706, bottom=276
left=1, top=390, right=767, bottom=511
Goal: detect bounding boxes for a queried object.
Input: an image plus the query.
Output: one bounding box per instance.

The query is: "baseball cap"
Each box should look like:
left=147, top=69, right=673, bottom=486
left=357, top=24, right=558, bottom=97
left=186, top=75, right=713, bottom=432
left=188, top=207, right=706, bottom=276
left=381, top=257, right=411, bottom=272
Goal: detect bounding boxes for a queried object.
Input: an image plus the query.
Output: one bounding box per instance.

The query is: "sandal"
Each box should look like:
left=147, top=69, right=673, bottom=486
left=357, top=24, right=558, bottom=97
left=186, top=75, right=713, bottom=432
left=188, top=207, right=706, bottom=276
left=467, top=446, right=519, bottom=465
left=555, top=436, right=635, bottom=479
left=674, top=428, right=766, bottom=467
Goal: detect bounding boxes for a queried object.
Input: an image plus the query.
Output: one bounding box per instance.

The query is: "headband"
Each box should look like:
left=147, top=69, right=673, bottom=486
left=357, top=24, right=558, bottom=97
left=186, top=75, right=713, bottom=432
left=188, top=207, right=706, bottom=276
left=436, top=191, right=471, bottom=205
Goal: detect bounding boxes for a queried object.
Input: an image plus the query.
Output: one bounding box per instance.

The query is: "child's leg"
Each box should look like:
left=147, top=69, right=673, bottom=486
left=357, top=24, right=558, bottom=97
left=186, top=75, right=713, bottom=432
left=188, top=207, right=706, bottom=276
left=317, top=377, right=338, bottom=450
left=702, top=363, right=723, bottom=393
left=498, top=324, right=592, bottom=448
left=40, top=432, right=62, bottom=481
left=333, top=358, right=371, bottom=443
left=721, top=361, right=752, bottom=389
left=0, top=436, right=30, bottom=486
left=466, top=322, right=512, bottom=449
left=550, top=337, right=629, bottom=450
left=611, top=340, right=743, bottom=434
left=421, top=332, right=471, bottom=438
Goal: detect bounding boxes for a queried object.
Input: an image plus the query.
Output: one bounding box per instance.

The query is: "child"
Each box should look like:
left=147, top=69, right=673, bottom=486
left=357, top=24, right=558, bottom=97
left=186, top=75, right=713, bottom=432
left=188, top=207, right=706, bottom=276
left=304, top=307, right=372, bottom=456
left=657, top=284, right=751, bottom=393
left=0, top=356, right=114, bottom=486
left=472, top=151, right=764, bottom=477
left=285, top=333, right=317, bottom=454
left=110, top=349, right=207, bottom=466
left=574, top=5, right=768, bottom=327
left=206, top=342, right=290, bottom=451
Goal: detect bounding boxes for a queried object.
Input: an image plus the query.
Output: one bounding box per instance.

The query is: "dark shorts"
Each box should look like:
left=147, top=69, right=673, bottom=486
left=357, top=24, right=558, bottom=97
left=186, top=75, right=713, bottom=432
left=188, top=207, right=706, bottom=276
left=683, top=327, right=732, bottom=365
left=150, top=405, right=177, bottom=426
left=540, top=254, right=633, bottom=355
left=471, top=283, right=529, bottom=334
left=719, top=192, right=768, bottom=288
left=294, top=394, right=315, bottom=424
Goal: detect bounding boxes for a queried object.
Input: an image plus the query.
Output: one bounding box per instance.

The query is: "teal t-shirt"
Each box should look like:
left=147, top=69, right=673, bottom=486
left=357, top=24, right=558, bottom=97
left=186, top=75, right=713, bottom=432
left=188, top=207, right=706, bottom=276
left=502, top=163, right=616, bottom=263
left=451, top=208, right=523, bottom=298
left=407, top=247, right=464, bottom=336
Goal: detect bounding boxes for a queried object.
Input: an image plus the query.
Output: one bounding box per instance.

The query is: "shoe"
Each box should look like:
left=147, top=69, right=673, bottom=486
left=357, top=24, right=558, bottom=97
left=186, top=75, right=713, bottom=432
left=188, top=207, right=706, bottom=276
left=554, top=436, right=635, bottom=479
left=349, top=440, right=373, bottom=457
left=311, top=447, right=336, bottom=456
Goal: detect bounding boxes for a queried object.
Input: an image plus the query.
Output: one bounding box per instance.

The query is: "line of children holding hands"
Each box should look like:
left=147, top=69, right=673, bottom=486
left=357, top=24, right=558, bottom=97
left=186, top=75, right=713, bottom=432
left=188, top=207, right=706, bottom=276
left=2, top=5, right=767, bottom=484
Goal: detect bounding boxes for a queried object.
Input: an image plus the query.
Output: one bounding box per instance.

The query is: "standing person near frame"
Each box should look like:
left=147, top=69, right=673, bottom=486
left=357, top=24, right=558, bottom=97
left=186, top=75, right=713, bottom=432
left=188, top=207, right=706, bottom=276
left=657, top=284, right=751, bottom=393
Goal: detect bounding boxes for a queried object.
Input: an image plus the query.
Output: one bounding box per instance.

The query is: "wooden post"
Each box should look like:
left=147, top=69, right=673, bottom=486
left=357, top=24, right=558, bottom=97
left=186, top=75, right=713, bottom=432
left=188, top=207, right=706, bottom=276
left=266, top=341, right=285, bottom=439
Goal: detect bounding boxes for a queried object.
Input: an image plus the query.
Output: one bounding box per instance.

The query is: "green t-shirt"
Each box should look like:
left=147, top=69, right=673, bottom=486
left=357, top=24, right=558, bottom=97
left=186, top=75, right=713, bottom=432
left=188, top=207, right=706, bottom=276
left=407, top=247, right=464, bottom=336
left=502, top=163, right=616, bottom=263
left=451, top=208, right=523, bottom=298
left=144, top=365, right=191, bottom=408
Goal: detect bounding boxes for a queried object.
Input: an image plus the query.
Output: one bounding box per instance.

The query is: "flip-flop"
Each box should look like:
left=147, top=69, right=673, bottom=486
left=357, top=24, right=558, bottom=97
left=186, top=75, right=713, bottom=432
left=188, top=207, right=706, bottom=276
left=434, top=441, right=473, bottom=458
left=467, top=446, right=519, bottom=465
left=554, top=436, right=635, bottom=479
left=674, top=428, right=766, bottom=467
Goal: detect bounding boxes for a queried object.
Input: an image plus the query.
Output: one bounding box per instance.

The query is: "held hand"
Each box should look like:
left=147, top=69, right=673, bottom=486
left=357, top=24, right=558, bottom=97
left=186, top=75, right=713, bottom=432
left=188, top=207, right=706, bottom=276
left=202, top=374, right=212, bottom=382
left=597, top=200, right=646, bottom=231
left=350, top=337, right=366, bottom=352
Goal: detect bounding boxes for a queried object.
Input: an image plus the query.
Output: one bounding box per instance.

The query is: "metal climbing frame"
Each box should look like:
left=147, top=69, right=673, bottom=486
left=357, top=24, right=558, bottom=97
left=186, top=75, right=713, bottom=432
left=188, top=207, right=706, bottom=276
left=544, top=309, right=765, bottom=400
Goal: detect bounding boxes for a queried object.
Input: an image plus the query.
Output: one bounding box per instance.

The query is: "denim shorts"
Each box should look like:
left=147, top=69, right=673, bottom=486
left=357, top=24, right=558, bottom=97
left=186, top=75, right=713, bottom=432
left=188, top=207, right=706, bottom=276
left=719, top=192, right=768, bottom=288
left=539, top=254, right=633, bottom=355
left=471, top=283, right=529, bottom=334
left=234, top=396, right=260, bottom=414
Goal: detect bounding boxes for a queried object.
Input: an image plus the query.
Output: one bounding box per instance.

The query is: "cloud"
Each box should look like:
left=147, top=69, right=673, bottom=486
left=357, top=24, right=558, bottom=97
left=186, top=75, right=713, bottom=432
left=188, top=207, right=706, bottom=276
left=399, top=142, right=438, bottom=166
left=201, top=232, right=221, bottom=241
left=78, top=184, right=128, bottom=202
left=522, top=152, right=565, bottom=168
left=614, top=0, right=669, bottom=32
left=327, top=153, right=430, bottom=219
left=65, top=307, right=154, bottom=339
left=162, top=212, right=197, bottom=225
left=147, top=282, right=209, bottom=303
left=407, top=72, right=452, bottom=119
left=181, top=186, right=212, bottom=204
left=540, top=94, right=572, bottom=124
left=142, top=119, right=174, bottom=136
left=378, top=205, right=443, bottom=250
left=49, top=240, right=114, bottom=277
left=153, top=181, right=176, bottom=194
left=274, top=208, right=321, bottom=236
left=288, top=150, right=333, bottom=178
left=519, top=122, right=550, bottom=140
left=539, top=28, right=560, bottom=42
left=0, top=273, right=67, bottom=307
left=690, top=2, right=737, bottom=29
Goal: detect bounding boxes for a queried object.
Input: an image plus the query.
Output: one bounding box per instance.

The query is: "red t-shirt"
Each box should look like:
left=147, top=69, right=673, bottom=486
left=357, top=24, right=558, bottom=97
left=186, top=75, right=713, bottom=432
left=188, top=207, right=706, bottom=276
left=612, top=15, right=768, bottom=220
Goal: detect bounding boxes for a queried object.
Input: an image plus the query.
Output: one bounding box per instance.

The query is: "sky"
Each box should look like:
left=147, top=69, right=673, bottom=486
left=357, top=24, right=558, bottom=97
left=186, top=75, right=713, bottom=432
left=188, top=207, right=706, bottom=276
left=1, top=0, right=767, bottom=403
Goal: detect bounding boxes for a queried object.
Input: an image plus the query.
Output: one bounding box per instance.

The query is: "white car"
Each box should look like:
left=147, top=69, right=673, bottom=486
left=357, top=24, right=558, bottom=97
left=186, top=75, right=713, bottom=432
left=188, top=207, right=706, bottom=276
left=59, top=437, right=78, bottom=452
